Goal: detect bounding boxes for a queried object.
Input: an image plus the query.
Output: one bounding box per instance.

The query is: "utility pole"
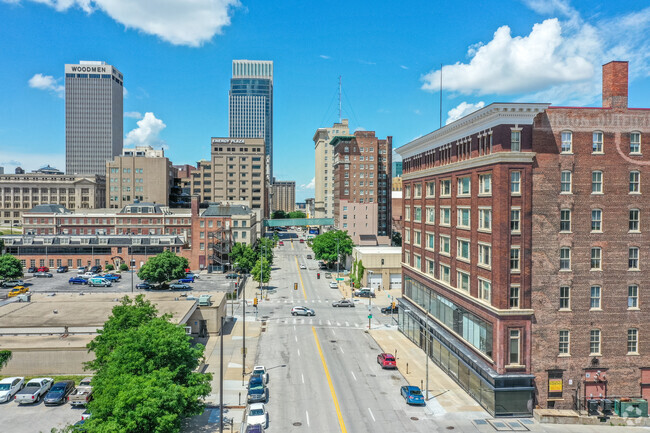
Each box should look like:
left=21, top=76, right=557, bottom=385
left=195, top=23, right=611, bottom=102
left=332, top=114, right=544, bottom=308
left=130, top=232, right=134, bottom=293
left=219, top=315, right=224, bottom=433
left=242, top=271, right=246, bottom=385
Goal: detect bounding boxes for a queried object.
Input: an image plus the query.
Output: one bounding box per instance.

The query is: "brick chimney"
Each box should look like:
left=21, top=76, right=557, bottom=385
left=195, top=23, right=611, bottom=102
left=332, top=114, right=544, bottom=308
left=602, top=61, right=628, bottom=109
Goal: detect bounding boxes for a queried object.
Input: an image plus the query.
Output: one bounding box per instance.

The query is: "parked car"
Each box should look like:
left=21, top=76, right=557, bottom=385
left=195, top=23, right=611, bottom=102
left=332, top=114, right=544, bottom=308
left=400, top=385, right=425, bottom=405
left=355, top=288, right=376, bottom=298
left=27, top=267, right=38, bottom=274
left=325, top=273, right=332, bottom=279
left=56, top=266, right=69, bottom=273
left=37, top=266, right=50, bottom=272
left=381, top=305, right=398, bottom=314
left=136, top=282, right=153, bottom=290
left=43, top=380, right=76, bottom=406
left=14, top=378, right=53, bottom=404
left=332, top=299, right=355, bottom=308
left=69, top=378, right=93, bottom=407
left=76, top=267, right=87, bottom=274
left=80, top=272, right=98, bottom=280
left=69, top=277, right=88, bottom=285
left=252, top=366, right=268, bottom=383
left=186, top=273, right=199, bottom=280
left=247, top=384, right=268, bottom=403
left=377, top=353, right=397, bottom=369
left=35, top=272, right=53, bottom=278
left=81, top=410, right=92, bottom=420
left=101, top=274, right=120, bottom=282
left=245, top=403, right=268, bottom=429
left=170, top=283, right=191, bottom=290
left=8, top=287, right=28, bottom=297
left=291, top=306, right=315, bottom=316
left=329, top=282, right=338, bottom=289
left=306, top=254, right=312, bottom=259
left=89, top=265, right=102, bottom=274
left=225, top=273, right=238, bottom=279
left=299, top=239, right=305, bottom=243
left=0, top=377, right=24, bottom=402
left=278, top=241, right=284, bottom=246
left=244, top=424, right=264, bottom=433
left=299, top=264, right=306, bottom=269
left=3, top=279, right=24, bottom=288
left=88, top=277, right=112, bottom=287
left=72, top=420, right=87, bottom=432
left=248, top=374, right=265, bottom=389
left=178, top=276, right=194, bottom=283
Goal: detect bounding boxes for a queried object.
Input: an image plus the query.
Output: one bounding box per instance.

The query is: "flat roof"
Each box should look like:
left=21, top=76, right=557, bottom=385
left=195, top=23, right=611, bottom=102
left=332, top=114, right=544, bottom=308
left=353, top=246, right=402, bottom=255
left=0, top=334, right=95, bottom=350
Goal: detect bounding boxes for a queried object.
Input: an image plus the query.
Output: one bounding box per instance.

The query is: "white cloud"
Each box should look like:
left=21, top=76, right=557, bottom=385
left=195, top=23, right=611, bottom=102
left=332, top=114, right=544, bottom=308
left=124, top=112, right=166, bottom=148
left=124, top=111, right=143, bottom=119
left=28, top=73, right=64, bottom=97
left=400, top=65, right=409, bottom=70
left=446, top=101, right=485, bottom=124
left=320, top=54, right=330, bottom=59
left=9, top=0, right=240, bottom=46
left=299, top=177, right=315, bottom=190
left=0, top=152, right=65, bottom=173
left=123, top=86, right=128, bottom=98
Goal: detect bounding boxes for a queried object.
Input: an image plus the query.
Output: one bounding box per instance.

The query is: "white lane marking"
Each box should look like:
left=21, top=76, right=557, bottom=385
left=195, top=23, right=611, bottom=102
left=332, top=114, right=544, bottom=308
left=309, top=319, right=313, bottom=324
left=306, top=410, right=310, bottom=427
left=368, top=408, right=376, bottom=422
left=301, top=373, right=305, bottom=384
left=297, top=349, right=301, bottom=357
left=327, top=320, right=331, bottom=326
left=293, top=318, right=297, bottom=325
left=351, top=371, right=357, bottom=381
left=340, top=346, right=345, bottom=354
left=331, top=329, right=336, bottom=335
left=345, top=321, right=349, bottom=326
left=336, top=322, right=341, bottom=326
left=294, top=325, right=296, bottom=331
left=355, top=323, right=360, bottom=327
left=319, top=319, right=323, bottom=325
left=295, top=335, right=298, bottom=342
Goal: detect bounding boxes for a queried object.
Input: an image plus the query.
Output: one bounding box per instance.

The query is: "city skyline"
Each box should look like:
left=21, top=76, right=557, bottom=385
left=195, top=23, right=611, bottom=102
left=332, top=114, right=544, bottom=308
left=1, top=0, right=650, bottom=201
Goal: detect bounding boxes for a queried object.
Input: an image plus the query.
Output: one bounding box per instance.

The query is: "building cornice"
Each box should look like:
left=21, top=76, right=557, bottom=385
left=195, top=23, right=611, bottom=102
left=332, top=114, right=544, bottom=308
left=402, top=152, right=536, bottom=180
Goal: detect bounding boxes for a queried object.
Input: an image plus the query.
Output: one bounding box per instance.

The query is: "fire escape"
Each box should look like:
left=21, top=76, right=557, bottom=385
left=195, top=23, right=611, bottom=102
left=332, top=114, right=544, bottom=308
left=207, top=226, right=232, bottom=272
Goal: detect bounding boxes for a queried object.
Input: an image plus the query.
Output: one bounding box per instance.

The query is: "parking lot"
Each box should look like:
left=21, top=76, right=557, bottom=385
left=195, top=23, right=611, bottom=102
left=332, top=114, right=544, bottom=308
left=0, top=397, right=87, bottom=433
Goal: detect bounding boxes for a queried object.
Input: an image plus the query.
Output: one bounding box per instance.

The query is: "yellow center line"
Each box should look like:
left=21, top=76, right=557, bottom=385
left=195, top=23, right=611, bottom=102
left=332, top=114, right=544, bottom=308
left=312, top=326, right=348, bottom=433
left=295, top=255, right=307, bottom=300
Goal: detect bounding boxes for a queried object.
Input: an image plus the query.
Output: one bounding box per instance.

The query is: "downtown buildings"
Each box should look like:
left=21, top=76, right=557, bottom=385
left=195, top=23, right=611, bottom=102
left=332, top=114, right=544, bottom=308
left=313, top=119, right=351, bottom=219
left=271, top=181, right=296, bottom=213
left=396, top=62, right=650, bottom=416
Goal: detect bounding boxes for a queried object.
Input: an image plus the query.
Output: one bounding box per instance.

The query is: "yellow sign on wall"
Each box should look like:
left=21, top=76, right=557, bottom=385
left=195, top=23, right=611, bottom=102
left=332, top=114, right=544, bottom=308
left=549, top=379, right=563, bottom=392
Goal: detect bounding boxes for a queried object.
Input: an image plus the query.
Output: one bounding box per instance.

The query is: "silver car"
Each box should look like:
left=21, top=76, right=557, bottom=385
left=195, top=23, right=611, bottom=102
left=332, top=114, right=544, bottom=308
left=291, top=306, right=315, bottom=316
left=332, top=299, right=355, bottom=308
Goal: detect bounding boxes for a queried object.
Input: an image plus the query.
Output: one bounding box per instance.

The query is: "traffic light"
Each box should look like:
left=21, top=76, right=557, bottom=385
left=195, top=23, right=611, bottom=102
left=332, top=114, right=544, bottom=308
left=391, top=302, right=395, bottom=309
left=253, top=298, right=258, bottom=306
left=294, top=282, right=298, bottom=291
left=317, top=273, right=320, bottom=279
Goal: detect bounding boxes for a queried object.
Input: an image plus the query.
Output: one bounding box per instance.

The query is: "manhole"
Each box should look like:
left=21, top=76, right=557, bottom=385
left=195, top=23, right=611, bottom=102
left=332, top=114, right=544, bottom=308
left=410, top=417, right=419, bottom=421
left=446, top=427, right=455, bottom=430
left=293, top=422, right=302, bottom=426
left=369, top=374, right=376, bottom=377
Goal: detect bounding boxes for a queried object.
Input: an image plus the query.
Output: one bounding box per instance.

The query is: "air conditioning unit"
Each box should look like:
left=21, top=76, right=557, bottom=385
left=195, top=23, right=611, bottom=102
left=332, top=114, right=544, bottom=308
left=184, top=326, right=192, bottom=335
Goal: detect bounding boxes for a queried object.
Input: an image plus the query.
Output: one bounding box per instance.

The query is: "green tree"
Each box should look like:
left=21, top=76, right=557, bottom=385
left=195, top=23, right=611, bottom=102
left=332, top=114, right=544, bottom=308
left=0, top=350, right=11, bottom=370
left=271, top=210, right=287, bottom=219
left=105, top=264, right=115, bottom=271
left=310, top=230, right=353, bottom=264
left=287, top=211, right=307, bottom=219
left=0, top=254, right=23, bottom=280
left=137, top=251, right=188, bottom=284
left=0, top=238, right=4, bottom=252
left=85, top=296, right=211, bottom=433
left=251, top=258, right=271, bottom=287
left=355, top=260, right=365, bottom=289
left=119, top=263, right=129, bottom=272
left=229, top=242, right=257, bottom=273
left=391, top=230, right=402, bottom=247
left=255, top=238, right=275, bottom=265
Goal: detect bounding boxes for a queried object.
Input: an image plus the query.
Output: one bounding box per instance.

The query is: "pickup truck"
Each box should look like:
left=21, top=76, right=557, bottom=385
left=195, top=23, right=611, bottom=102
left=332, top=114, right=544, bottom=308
left=69, top=377, right=93, bottom=407
left=14, top=378, right=53, bottom=404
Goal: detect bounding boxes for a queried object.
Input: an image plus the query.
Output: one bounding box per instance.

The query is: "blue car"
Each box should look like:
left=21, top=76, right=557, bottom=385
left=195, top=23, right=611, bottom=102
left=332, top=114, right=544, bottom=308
left=178, top=277, right=194, bottom=283
left=69, top=277, right=88, bottom=285
left=400, top=385, right=425, bottom=405
left=102, top=274, right=120, bottom=281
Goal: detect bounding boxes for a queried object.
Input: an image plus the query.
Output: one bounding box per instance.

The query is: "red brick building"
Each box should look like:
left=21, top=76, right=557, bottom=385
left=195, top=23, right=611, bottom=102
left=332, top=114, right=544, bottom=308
left=396, top=61, right=650, bottom=416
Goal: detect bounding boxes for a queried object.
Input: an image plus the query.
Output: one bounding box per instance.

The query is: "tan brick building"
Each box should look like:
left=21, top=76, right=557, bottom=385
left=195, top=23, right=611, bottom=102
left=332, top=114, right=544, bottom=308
left=271, top=180, right=295, bottom=213
left=313, top=120, right=350, bottom=219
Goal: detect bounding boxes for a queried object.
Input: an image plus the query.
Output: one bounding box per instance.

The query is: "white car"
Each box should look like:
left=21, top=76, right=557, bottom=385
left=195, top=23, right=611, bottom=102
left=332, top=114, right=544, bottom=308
left=246, top=403, right=268, bottom=429
left=291, top=306, right=315, bottom=316
left=80, top=272, right=99, bottom=280
left=0, top=377, right=24, bottom=402
left=329, top=282, right=338, bottom=289
left=252, top=366, right=269, bottom=384
left=299, top=264, right=306, bottom=269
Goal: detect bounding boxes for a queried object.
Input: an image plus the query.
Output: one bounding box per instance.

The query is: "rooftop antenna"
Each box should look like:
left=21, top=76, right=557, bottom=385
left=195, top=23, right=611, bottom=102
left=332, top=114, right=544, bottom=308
left=338, top=75, right=342, bottom=123
left=439, top=63, right=443, bottom=129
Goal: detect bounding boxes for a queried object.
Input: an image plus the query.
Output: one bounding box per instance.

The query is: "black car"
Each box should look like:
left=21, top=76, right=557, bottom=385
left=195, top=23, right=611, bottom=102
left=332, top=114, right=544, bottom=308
left=27, top=267, right=38, bottom=274
left=35, top=272, right=53, bottom=278
left=136, top=282, right=153, bottom=290
left=89, top=265, right=102, bottom=274
left=381, top=305, right=399, bottom=314
left=225, top=273, right=238, bottom=279
left=56, top=266, right=69, bottom=273
left=43, top=380, right=75, bottom=406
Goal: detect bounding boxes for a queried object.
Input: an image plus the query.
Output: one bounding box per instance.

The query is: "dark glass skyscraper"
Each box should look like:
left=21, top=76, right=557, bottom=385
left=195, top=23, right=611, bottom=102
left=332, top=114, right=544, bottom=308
left=229, top=60, right=274, bottom=180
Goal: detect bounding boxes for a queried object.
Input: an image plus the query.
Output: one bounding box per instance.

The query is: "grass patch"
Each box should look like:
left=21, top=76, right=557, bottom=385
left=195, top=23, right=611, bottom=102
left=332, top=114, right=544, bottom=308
left=0, top=375, right=89, bottom=385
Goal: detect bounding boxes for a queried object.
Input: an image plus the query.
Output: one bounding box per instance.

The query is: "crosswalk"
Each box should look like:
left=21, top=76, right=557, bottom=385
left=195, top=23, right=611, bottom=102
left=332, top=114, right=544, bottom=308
left=248, top=298, right=375, bottom=305
left=260, top=316, right=366, bottom=329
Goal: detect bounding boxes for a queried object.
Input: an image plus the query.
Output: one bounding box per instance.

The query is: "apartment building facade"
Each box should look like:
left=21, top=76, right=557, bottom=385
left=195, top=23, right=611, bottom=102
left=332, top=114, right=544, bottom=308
left=271, top=180, right=295, bottom=213
left=313, top=119, right=350, bottom=219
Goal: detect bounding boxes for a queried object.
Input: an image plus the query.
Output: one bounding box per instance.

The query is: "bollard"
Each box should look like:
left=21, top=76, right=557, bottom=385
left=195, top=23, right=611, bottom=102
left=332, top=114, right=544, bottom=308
left=238, top=392, right=241, bottom=406
left=421, top=380, right=423, bottom=391
left=395, top=349, right=398, bottom=359
left=406, top=362, right=409, bottom=374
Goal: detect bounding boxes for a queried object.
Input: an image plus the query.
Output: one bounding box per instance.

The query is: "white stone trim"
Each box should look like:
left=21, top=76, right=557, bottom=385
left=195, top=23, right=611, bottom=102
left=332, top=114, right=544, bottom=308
left=403, top=152, right=536, bottom=180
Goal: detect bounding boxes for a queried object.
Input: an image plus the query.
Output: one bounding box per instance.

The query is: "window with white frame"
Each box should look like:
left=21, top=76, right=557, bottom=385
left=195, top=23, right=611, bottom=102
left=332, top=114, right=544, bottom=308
left=511, top=171, right=521, bottom=195
left=590, top=329, right=601, bottom=355
left=439, top=235, right=450, bottom=255
left=457, top=207, right=471, bottom=229
left=404, top=228, right=410, bottom=244
left=630, top=132, right=641, bottom=154
left=414, top=206, right=422, bottom=222
left=510, top=247, right=520, bottom=272
left=628, top=285, right=639, bottom=309
left=440, top=264, right=451, bottom=284
left=509, top=285, right=520, bottom=309
left=414, top=183, right=422, bottom=198
left=588, top=209, right=602, bottom=232
left=510, top=208, right=521, bottom=233
left=629, top=247, right=639, bottom=270
left=560, top=247, right=571, bottom=270
left=509, top=329, right=521, bottom=365
left=511, top=130, right=521, bottom=152
left=560, top=286, right=570, bottom=310
left=628, top=328, right=639, bottom=354
left=457, top=238, right=470, bottom=261
left=478, top=278, right=491, bottom=303
left=426, top=206, right=435, bottom=224
left=560, top=209, right=571, bottom=232
left=404, top=185, right=411, bottom=198
left=426, top=233, right=435, bottom=250
left=426, top=181, right=435, bottom=197
left=590, top=247, right=602, bottom=270
left=561, top=171, right=572, bottom=193
left=478, top=243, right=491, bottom=268
left=630, top=171, right=640, bottom=193
left=592, top=171, right=603, bottom=194
left=561, top=131, right=573, bottom=153
left=440, top=179, right=451, bottom=197
left=440, top=207, right=451, bottom=226
left=629, top=209, right=640, bottom=232
left=414, top=254, right=421, bottom=269
left=427, top=259, right=435, bottom=276
left=404, top=250, right=410, bottom=265
left=414, top=230, right=421, bottom=246
left=405, top=206, right=411, bottom=221
left=457, top=177, right=471, bottom=196
left=457, top=271, right=470, bottom=292
left=590, top=285, right=601, bottom=309
left=479, top=208, right=492, bottom=232
left=593, top=131, right=603, bottom=153
left=479, top=174, right=492, bottom=195
left=559, top=330, right=570, bottom=355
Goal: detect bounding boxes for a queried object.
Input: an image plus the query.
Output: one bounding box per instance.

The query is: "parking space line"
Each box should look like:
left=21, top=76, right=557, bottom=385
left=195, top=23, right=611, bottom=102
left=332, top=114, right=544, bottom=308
left=350, top=371, right=357, bottom=381
left=368, top=408, right=376, bottom=422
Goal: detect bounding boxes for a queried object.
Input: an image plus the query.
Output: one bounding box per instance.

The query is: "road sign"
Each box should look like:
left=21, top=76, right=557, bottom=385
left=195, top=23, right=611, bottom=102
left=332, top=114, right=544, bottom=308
left=336, top=278, right=344, bottom=281
left=368, top=314, right=372, bottom=319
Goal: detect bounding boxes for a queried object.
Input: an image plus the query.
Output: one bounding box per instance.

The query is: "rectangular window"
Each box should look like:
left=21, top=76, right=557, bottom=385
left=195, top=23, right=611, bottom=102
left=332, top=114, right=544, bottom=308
left=440, top=179, right=451, bottom=197
left=479, top=174, right=492, bottom=195
left=426, top=206, right=435, bottom=224
left=510, top=247, right=520, bottom=272
left=426, top=233, right=435, bottom=250
left=457, top=177, right=471, bottom=196
left=560, top=247, right=571, bottom=270
left=457, top=208, right=470, bottom=229
left=427, top=259, right=435, bottom=276
left=413, top=230, right=421, bottom=246
left=478, top=278, right=491, bottom=303
left=629, top=247, right=639, bottom=270
left=561, top=171, right=572, bottom=193
left=404, top=185, right=411, bottom=198
left=631, top=132, right=641, bottom=154
left=414, top=254, right=421, bottom=269
left=457, top=239, right=470, bottom=261
left=440, top=207, right=451, bottom=226
left=439, top=235, right=450, bottom=255
left=440, top=264, right=451, bottom=284
left=414, top=206, right=422, bottom=222
left=404, top=229, right=410, bottom=244
left=592, top=171, right=603, bottom=194
left=510, top=208, right=521, bottom=233
left=560, top=286, right=570, bottom=310
left=478, top=244, right=491, bottom=268
left=628, top=329, right=639, bottom=354
left=509, top=286, right=520, bottom=309
left=590, top=285, right=601, bottom=309
left=511, top=171, right=521, bottom=195
left=426, top=181, right=435, bottom=197
left=560, top=209, right=571, bottom=232
left=628, top=285, right=639, bottom=309
left=590, top=247, right=602, bottom=270
left=591, top=209, right=602, bottom=232
left=509, top=329, right=520, bottom=365
left=559, top=330, right=570, bottom=355
left=629, top=209, right=640, bottom=232
left=590, top=330, right=601, bottom=355
left=511, top=130, right=521, bottom=152
left=457, top=271, right=470, bottom=292
left=630, top=171, right=640, bottom=193
left=593, top=131, right=603, bottom=153
left=405, top=206, right=410, bottom=221
left=561, top=131, right=572, bottom=153
left=479, top=208, right=492, bottom=231
left=414, top=183, right=422, bottom=198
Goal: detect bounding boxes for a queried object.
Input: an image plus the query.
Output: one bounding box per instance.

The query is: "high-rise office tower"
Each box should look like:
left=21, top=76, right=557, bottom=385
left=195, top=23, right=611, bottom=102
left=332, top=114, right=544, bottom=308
left=229, top=60, right=274, bottom=180
left=313, top=119, right=351, bottom=219
left=65, top=60, right=123, bottom=176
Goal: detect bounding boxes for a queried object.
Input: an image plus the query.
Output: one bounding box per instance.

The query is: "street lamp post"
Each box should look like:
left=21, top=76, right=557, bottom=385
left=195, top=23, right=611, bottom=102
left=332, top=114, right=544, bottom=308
left=368, top=270, right=373, bottom=329
left=130, top=233, right=134, bottom=293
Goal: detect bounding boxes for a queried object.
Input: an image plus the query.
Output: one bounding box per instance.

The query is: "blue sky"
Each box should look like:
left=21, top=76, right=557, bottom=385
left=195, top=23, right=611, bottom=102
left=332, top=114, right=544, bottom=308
left=1, top=0, right=649, bottom=201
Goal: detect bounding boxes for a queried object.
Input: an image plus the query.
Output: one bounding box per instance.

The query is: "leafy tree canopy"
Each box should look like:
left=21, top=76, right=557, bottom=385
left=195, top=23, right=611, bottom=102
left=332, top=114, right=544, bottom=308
left=310, top=230, right=353, bottom=263
left=287, top=211, right=307, bottom=219
left=0, top=254, right=23, bottom=280
left=271, top=210, right=287, bottom=219
left=230, top=242, right=257, bottom=273
left=137, top=251, right=188, bottom=284
left=255, top=238, right=275, bottom=265
left=392, top=230, right=402, bottom=247
left=251, top=258, right=271, bottom=285
left=0, top=350, right=11, bottom=370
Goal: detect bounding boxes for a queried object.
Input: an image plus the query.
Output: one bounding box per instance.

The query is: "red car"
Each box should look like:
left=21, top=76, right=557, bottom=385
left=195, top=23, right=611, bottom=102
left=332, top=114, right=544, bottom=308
left=278, top=241, right=284, bottom=246
left=38, top=266, right=50, bottom=272
left=299, top=239, right=305, bottom=243
left=377, top=353, right=397, bottom=369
